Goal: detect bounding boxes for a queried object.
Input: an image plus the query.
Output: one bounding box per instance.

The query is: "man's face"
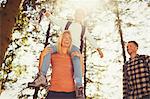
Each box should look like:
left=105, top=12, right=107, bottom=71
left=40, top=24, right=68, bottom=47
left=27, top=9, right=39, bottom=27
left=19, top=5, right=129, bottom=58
left=61, top=33, right=71, bottom=48
left=127, top=42, right=138, bottom=55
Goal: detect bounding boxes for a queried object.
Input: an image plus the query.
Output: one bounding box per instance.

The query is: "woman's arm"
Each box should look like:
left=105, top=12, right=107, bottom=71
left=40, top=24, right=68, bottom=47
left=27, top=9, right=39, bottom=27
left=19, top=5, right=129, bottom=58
left=38, top=47, right=51, bottom=71
left=71, top=51, right=85, bottom=76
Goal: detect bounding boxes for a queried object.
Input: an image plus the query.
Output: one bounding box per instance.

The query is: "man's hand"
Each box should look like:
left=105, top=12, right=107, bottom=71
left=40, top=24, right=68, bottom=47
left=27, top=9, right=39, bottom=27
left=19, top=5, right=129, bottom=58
left=97, top=48, right=104, bottom=58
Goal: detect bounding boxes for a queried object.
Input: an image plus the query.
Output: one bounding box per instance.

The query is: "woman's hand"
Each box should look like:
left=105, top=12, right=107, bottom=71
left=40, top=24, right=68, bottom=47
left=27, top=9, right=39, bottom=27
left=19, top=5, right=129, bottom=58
left=38, top=46, right=51, bottom=71
left=41, top=47, right=51, bottom=57
left=71, top=51, right=84, bottom=76
left=71, top=51, right=82, bottom=58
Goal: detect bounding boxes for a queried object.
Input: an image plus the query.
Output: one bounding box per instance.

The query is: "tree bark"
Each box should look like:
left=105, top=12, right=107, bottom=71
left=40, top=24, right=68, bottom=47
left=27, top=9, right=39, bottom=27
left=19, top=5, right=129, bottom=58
left=0, top=0, right=24, bottom=67
left=116, top=7, right=126, bottom=63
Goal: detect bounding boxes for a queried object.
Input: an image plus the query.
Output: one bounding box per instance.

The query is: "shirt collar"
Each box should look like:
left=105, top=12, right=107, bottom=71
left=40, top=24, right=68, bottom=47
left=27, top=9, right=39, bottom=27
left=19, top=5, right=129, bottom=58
left=129, top=54, right=139, bottom=60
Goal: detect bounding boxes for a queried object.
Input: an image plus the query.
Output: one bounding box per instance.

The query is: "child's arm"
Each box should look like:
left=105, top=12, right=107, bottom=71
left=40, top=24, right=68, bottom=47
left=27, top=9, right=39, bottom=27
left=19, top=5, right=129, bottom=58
left=85, top=30, right=104, bottom=58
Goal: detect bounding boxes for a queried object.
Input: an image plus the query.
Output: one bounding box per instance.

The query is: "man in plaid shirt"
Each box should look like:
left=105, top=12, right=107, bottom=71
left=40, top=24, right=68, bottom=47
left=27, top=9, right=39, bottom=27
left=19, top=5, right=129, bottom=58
left=123, top=41, right=150, bottom=99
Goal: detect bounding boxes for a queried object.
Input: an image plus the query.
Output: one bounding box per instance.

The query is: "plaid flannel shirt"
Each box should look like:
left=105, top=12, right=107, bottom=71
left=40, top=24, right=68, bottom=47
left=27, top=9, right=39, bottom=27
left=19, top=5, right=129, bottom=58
left=123, top=54, right=150, bottom=99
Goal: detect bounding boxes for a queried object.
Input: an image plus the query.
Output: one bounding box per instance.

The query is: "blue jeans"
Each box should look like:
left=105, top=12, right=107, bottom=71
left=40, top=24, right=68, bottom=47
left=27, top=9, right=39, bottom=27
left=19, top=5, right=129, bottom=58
left=41, top=45, right=82, bottom=86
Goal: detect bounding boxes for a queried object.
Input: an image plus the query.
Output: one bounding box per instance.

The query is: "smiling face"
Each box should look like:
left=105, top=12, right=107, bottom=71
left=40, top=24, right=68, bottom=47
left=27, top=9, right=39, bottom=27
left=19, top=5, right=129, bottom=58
left=127, top=42, right=138, bottom=55
left=61, top=32, right=72, bottom=48
left=74, top=8, right=86, bottom=22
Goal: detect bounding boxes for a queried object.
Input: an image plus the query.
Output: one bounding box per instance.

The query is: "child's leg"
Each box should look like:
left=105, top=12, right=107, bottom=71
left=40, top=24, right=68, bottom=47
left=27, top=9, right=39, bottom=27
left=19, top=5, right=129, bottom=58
left=41, top=45, right=57, bottom=76
left=71, top=45, right=84, bottom=98
left=28, top=45, right=57, bottom=88
left=70, top=45, right=82, bottom=86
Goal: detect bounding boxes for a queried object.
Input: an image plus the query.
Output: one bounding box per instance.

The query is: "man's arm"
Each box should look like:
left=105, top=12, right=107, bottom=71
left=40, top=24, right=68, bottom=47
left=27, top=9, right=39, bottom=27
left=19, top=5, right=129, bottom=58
left=146, top=55, right=150, bottom=69
left=145, top=55, right=150, bottom=75
left=123, top=64, right=129, bottom=99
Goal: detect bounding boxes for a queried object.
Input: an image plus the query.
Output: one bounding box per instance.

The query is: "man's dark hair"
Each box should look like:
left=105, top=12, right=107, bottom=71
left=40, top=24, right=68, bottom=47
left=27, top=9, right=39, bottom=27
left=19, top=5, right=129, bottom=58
left=128, top=41, right=138, bottom=48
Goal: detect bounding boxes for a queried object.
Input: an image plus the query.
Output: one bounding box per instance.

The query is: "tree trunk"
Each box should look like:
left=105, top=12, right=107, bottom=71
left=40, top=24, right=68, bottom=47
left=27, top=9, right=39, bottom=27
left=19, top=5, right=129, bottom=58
left=0, top=0, right=24, bottom=67
left=116, top=8, right=126, bottom=63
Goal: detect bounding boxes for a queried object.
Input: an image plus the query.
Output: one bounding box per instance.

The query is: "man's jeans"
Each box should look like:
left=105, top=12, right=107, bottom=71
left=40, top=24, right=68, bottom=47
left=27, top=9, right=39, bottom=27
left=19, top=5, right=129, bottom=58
left=41, top=45, right=82, bottom=86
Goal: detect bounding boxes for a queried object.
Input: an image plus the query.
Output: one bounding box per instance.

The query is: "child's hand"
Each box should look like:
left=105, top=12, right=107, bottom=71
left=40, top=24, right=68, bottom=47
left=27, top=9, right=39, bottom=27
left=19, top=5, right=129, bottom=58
left=97, top=48, right=104, bottom=58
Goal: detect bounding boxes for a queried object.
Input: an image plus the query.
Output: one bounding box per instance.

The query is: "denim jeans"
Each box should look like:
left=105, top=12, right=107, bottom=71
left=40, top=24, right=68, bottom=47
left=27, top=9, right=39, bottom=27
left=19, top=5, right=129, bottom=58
left=41, top=45, right=82, bottom=86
